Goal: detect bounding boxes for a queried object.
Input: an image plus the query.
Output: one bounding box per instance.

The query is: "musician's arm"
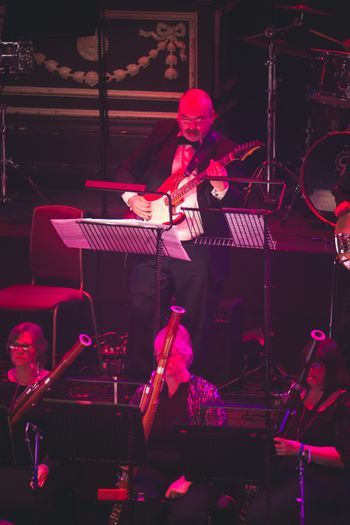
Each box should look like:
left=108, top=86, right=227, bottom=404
left=334, top=200, right=350, bottom=218
left=215, top=159, right=244, bottom=207
left=274, top=437, right=344, bottom=467
left=124, top=194, right=151, bottom=220
left=165, top=475, right=192, bottom=499
left=30, top=463, right=50, bottom=489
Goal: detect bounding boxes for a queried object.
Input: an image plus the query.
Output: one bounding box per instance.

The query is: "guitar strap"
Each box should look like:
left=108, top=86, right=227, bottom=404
left=184, top=129, right=219, bottom=177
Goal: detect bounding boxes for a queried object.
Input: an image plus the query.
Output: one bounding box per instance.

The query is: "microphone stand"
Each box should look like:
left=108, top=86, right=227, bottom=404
left=297, top=455, right=306, bottom=525
left=0, top=104, right=50, bottom=205
left=0, top=104, right=10, bottom=204
left=25, top=422, right=43, bottom=494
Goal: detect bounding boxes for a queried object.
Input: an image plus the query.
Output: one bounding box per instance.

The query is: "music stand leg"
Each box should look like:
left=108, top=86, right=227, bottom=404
left=263, top=216, right=272, bottom=418
left=296, top=459, right=305, bottom=525
left=328, top=257, right=339, bottom=338
left=153, top=232, right=164, bottom=344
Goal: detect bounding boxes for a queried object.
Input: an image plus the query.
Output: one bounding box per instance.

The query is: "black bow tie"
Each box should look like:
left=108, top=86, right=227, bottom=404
left=177, top=136, right=200, bottom=149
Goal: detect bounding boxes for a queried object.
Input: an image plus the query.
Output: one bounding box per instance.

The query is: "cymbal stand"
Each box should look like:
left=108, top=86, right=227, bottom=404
left=250, top=21, right=302, bottom=205
left=0, top=104, right=10, bottom=204
left=0, top=104, right=50, bottom=205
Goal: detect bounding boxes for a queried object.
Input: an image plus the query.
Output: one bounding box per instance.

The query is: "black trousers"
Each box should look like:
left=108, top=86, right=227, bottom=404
left=125, top=242, right=221, bottom=381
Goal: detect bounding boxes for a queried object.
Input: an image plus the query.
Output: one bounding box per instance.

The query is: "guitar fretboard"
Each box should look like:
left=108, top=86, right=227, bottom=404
left=171, top=141, right=261, bottom=203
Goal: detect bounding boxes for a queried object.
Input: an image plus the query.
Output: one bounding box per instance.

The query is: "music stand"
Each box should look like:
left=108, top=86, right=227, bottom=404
left=178, top=425, right=276, bottom=485
left=179, top=424, right=276, bottom=525
left=51, top=190, right=190, bottom=342
left=39, top=398, right=144, bottom=460
left=181, top=179, right=283, bottom=408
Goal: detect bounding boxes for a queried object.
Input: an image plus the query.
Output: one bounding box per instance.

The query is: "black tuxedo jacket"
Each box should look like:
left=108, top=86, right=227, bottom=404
left=115, top=119, right=244, bottom=280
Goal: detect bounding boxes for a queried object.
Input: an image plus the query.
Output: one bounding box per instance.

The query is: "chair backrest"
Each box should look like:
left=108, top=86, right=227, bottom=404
left=30, top=205, right=84, bottom=288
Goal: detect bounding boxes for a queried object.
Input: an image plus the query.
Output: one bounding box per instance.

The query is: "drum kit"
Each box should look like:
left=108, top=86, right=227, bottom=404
left=242, top=2, right=350, bottom=226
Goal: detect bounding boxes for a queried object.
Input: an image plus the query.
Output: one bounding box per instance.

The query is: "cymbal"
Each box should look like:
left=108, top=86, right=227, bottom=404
left=240, top=35, right=310, bottom=58
left=274, top=3, right=330, bottom=16
left=309, top=29, right=350, bottom=51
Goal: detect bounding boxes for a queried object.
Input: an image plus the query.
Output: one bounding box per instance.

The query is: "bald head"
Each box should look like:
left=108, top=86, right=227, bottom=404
left=178, top=89, right=214, bottom=116
left=177, top=88, right=215, bottom=142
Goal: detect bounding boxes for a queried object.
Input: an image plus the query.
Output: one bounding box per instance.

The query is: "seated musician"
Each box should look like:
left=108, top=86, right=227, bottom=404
left=0, top=322, right=74, bottom=525
left=245, top=337, right=350, bottom=525
left=122, top=323, right=227, bottom=525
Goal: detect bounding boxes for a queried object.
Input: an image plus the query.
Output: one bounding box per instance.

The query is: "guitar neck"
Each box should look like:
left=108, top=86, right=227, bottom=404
left=171, top=149, right=237, bottom=203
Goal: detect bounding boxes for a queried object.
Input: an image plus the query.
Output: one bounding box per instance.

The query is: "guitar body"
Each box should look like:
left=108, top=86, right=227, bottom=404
left=145, top=172, right=194, bottom=225
left=143, top=169, right=184, bottom=202
left=139, top=140, right=263, bottom=225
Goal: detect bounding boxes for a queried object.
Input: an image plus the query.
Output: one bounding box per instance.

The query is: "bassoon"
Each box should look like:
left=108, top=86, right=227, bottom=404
left=10, top=333, right=92, bottom=427
left=108, top=305, right=186, bottom=525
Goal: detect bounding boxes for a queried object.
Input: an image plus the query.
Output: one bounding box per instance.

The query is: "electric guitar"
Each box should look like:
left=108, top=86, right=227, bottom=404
left=141, top=140, right=264, bottom=225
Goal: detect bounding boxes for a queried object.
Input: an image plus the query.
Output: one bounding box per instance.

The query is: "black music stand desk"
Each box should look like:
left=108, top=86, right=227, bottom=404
left=178, top=425, right=276, bottom=485
left=39, top=398, right=145, bottom=465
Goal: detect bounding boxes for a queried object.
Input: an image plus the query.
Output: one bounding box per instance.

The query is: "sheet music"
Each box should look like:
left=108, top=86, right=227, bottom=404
left=224, top=212, right=276, bottom=250
left=51, top=218, right=191, bottom=261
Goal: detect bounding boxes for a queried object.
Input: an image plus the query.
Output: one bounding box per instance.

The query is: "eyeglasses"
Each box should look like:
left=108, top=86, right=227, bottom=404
left=9, top=343, right=34, bottom=352
left=179, top=115, right=210, bottom=126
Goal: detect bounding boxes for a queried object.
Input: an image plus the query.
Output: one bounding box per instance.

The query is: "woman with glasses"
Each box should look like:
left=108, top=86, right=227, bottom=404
left=0, top=322, right=74, bottom=525
left=245, top=337, right=350, bottom=525
left=5, top=321, right=49, bottom=389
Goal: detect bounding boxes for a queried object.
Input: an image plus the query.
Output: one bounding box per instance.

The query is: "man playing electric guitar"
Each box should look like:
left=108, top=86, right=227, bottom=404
left=115, top=88, right=248, bottom=381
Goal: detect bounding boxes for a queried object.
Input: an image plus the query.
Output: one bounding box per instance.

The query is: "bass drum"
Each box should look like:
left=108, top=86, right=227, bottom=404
left=301, top=131, right=350, bottom=226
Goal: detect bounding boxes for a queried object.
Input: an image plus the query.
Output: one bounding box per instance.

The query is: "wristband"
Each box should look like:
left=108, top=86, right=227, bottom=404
left=297, top=443, right=305, bottom=460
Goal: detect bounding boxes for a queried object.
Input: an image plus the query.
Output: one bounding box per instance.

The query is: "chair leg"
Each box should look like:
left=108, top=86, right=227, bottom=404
left=52, top=306, right=59, bottom=368
left=84, top=292, right=102, bottom=372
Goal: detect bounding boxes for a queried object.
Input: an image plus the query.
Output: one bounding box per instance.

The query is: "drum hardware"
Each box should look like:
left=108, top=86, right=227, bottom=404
left=273, top=3, right=330, bottom=17
left=0, top=105, right=10, bottom=204
left=0, top=42, right=48, bottom=205
left=95, top=330, right=128, bottom=376
left=300, top=131, right=350, bottom=226
left=0, top=105, right=50, bottom=205
left=242, top=21, right=303, bottom=206
left=0, top=40, right=33, bottom=79
left=308, top=49, right=350, bottom=109
left=240, top=33, right=310, bottom=59
left=308, top=29, right=350, bottom=52
left=303, top=102, right=349, bottom=150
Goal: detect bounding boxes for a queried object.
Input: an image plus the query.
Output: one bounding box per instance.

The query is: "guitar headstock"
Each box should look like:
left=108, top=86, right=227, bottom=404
left=234, top=140, right=265, bottom=161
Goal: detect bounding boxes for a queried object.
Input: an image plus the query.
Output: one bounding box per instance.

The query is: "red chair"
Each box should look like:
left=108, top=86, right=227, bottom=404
left=0, top=205, right=99, bottom=367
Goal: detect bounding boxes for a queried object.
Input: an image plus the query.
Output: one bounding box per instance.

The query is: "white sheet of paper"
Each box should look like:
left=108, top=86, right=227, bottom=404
left=51, top=218, right=191, bottom=261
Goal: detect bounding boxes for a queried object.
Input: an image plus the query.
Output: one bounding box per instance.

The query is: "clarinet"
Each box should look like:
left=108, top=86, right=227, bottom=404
left=108, top=305, right=186, bottom=525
